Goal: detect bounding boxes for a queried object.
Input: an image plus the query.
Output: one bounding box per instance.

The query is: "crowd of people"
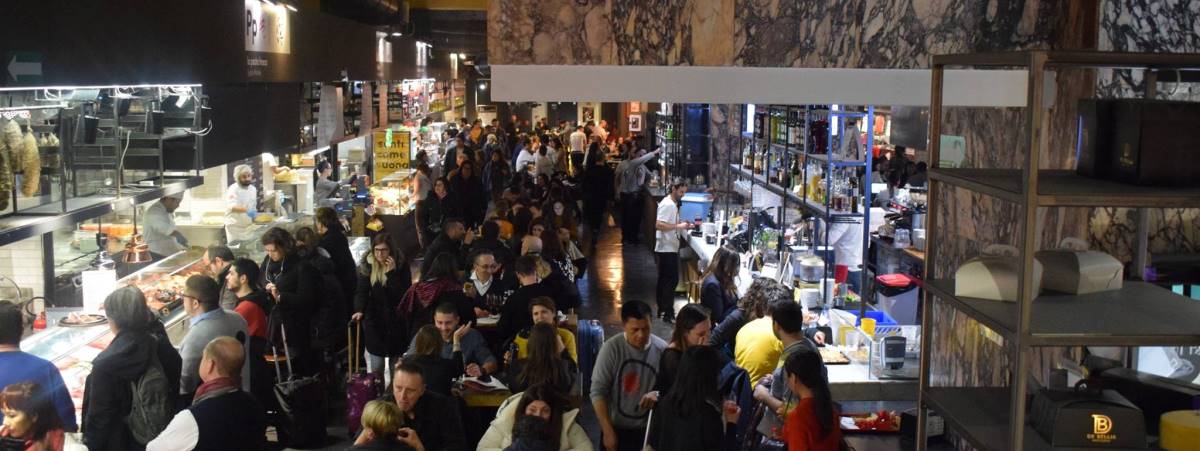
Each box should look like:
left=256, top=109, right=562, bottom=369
left=0, top=115, right=848, bottom=451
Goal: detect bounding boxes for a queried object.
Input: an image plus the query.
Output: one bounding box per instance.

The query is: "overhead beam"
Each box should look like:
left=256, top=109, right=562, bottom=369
left=492, top=65, right=1056, bottom=107
left=408, top=0, right=486, bottom=11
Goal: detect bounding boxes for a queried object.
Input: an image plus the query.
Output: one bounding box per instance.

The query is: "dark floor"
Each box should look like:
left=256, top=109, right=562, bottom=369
left=297, top=218, right=931, bottom=451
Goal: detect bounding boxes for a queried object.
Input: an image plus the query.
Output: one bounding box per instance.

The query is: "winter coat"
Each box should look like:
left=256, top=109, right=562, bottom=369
left=477, top=393, right=592, bottom=451
left=82, top=328, right=182, bottom=451
left=354, top=263, right=411, bottom=357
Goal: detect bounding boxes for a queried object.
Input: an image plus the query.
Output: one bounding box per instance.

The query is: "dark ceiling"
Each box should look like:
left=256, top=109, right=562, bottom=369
left=317, top=0, right=487, bottom=57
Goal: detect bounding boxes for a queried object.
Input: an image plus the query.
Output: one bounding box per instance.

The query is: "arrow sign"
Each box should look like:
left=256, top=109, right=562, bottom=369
left=7, top=52, right=43, bottom=83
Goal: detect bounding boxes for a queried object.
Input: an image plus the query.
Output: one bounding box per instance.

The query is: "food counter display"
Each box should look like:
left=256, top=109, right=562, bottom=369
left=368, top=169, right=417, bottom=216
left=20, top=249, right=206, bottom=423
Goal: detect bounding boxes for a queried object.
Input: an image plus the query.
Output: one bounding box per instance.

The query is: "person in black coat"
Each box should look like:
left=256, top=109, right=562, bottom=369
left=420, top=218, right=474, bottom=278
left=316, top=207, right=358, bottom=312
left=353, top=233, right=412, bottom=376
left=581, top=151, right=615, bottom=247
left=447, top=161, right=487, bottom=229
left=82, top=287, right=182, bottom=451
left=260, top=227, right=321, bottom=376
left=649, top=346, right=740, bottom=451
left=498, top=256, right=555, bottom=343
left=296, top=226, right=346, bottom=363
left=468, top=221, right=515, bottom=278
left=415, top=178, right=460, bottom=248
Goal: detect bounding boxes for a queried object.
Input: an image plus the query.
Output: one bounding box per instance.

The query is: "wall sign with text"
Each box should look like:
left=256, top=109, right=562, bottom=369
left=245, top=0, right=291, bottom=54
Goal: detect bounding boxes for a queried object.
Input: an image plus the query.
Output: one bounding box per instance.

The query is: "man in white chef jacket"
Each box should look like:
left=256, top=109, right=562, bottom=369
left=225, top=164, right=258, bottom=242
left=143, top=192, right=188, bottom=256
left=825, top=219, right=865, bottom=294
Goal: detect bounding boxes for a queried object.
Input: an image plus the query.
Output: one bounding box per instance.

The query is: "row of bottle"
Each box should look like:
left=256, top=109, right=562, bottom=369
left=739, top=144, right=861, bottom=213
left=753, top=109, right=806, bottom=146
left=806, top=164, right=861, bottom=213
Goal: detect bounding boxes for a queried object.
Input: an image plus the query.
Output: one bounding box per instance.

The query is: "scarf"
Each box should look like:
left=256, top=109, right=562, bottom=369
left=193, top=376, right=240, bottom=404
left=397, top=277, right=462, bottom=315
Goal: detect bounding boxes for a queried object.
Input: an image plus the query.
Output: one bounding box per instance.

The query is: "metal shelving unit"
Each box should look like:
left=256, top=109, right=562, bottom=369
left=916, top=50, right=1200, bottom=451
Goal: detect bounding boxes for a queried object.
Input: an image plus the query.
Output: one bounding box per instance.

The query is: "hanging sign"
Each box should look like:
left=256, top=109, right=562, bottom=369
left=373, top=130, right=411, bottom=181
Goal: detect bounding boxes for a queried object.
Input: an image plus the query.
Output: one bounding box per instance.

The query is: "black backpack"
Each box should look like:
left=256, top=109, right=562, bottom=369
left=125, top=337, right=173, bottom=444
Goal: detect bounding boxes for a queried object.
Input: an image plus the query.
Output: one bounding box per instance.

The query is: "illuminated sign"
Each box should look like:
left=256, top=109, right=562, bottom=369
left=245, top=0, right=291, bottom=54
left=1087, top=414, right=1116, bottom=444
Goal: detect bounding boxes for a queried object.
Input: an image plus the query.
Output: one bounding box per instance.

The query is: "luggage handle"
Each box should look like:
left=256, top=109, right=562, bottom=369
left=270, top=323, right=295, bottom=382
left=347, top=320, right=363, bottom=374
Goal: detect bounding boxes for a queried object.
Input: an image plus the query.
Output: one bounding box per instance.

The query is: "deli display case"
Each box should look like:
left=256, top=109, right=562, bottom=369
left=20, top=248, right=206, bottom=424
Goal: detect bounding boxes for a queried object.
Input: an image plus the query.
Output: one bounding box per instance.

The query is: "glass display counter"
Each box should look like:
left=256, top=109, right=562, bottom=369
left=19, top=248, right=204, bottom=423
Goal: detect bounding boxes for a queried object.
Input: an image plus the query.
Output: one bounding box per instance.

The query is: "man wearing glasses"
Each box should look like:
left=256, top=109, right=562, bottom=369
left=177, top=275, right=250, bottom=403
left=463, top=249, right=512, bottom=318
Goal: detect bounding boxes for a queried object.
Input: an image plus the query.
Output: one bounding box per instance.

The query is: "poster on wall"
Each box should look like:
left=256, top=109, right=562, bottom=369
left=939, top=134, right=966, bottom=168
left=629, top=102, right=641, bottom=113
left=629, top=114, right=643, bottom=132
left=582, top=107, right=594, bottom=123
left=373, top=130, right=411, bottom=181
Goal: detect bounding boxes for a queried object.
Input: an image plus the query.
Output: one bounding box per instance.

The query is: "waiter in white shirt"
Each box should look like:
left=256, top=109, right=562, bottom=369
left=143, top=192, right=188, bottom=256
left=569, top=125, right=587, bottom=175
left=224, top=164, right=258, bottom=242
left=653, top=180, right=692, bottom=324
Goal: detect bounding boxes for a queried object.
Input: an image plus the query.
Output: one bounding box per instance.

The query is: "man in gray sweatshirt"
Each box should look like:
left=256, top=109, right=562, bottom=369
left=590, top=300, right=667, bottom=451
left=178, top=275, right=250, bottom=401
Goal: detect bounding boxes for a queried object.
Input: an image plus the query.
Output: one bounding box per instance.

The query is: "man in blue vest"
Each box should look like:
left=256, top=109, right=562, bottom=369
left=146, top=336, right=266, bottom=451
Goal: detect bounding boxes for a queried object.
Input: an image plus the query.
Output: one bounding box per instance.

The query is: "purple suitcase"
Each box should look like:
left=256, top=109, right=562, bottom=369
left=346, top=322, right=382, bottom=438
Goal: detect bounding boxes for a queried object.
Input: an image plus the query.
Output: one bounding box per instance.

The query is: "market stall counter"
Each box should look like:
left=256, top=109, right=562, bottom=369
left=688, top=234, right=916, bottom=402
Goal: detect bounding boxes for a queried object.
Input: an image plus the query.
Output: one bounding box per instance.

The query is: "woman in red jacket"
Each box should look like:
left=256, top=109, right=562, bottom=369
left=782, top=347, right=843, bottom=451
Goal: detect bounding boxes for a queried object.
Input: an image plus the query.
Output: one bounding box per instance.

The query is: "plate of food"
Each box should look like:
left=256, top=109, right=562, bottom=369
left=819, top=347, right=850, bottom=365
left=840, top=410, right=901, bottom=433
left=58, top=312, right=107, bottom=327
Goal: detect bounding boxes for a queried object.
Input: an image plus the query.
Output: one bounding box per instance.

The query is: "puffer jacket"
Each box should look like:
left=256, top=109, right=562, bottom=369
left=477, top=393, right=592, bottom=451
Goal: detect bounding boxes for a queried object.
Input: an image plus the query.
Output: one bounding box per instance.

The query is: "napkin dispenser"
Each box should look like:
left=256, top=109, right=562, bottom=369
left=1036, top=238, right=1123, bottom=295
left=1029, top=387, right=1146, bottom=449
left=954, top=245, right=1043, bottom=302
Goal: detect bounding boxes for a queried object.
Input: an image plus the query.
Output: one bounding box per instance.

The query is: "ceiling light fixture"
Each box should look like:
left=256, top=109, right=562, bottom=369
left=478, top=82, right=487, bottom=91
left=391, top=32, right=402, bottom=37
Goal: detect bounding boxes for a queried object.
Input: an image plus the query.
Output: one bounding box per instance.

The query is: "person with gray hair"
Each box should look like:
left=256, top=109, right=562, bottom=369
left=224, top=164, right=258, bottom=242
left=82, top=286, right=182, bottom=451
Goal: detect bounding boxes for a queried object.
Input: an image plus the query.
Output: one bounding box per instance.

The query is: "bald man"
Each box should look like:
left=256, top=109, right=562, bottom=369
left=147, top=337, right=266, bottom=451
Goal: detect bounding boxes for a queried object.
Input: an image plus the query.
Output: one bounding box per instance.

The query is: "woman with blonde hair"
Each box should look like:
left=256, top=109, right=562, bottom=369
left=348, top=400, right=410, bottom=450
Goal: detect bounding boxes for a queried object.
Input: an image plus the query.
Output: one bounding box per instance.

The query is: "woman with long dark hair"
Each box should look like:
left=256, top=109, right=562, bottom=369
left=401, top=325, right=463, bottom=397
left=415, top=178, right=459, bottom=248
left=477, top=384, right=591, bottom=451
left=0, top=382, right=66, bottom=451
left=352, top=233, right=411, bottom=380
left=654, top=304, right=713, bottom=395
left=505, top=323, right=576, bottom=395
left=650, top=346, right=740, bottom=451
left=700, top=246, right=741, bottom=323
left=781, top=347, right=842, bottom=451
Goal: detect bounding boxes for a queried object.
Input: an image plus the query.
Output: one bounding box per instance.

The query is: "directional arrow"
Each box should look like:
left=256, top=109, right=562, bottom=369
left=8, top=54, right=42, bottom=81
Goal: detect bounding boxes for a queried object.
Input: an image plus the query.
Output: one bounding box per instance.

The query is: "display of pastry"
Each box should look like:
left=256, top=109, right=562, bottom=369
left=820, top=347, right=851, bottom=364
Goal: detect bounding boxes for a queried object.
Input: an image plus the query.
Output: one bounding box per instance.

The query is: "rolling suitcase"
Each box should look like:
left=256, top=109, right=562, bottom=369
left=345, top=321, right=382, bottom=438
left=271, top=324, right=327, bottom=449
left=576, top=319, right=604, bottom=396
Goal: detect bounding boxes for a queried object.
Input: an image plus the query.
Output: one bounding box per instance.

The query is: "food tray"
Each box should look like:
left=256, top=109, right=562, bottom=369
left=57, top=313, right=107, bottom=327
left=819, top=347, right=851, bottom=365
left=839, top=411, right=901, bottom=434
